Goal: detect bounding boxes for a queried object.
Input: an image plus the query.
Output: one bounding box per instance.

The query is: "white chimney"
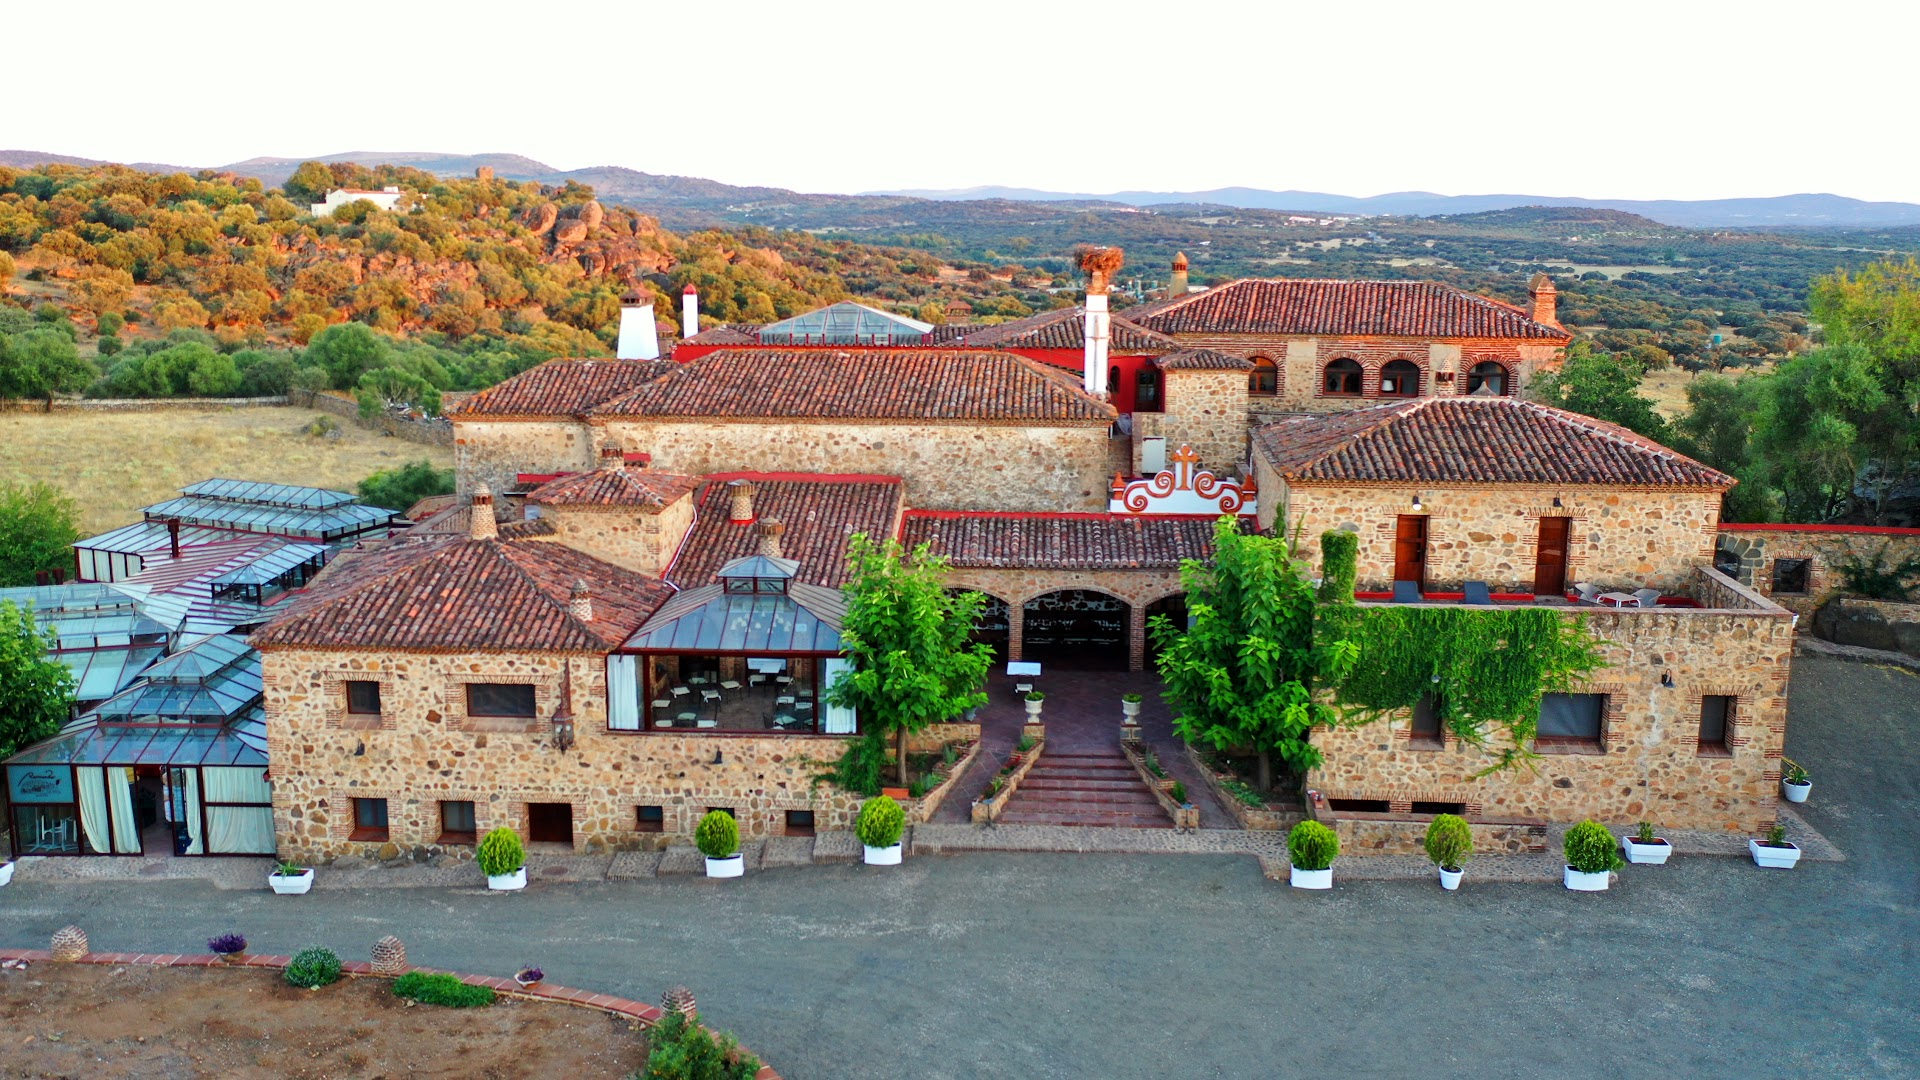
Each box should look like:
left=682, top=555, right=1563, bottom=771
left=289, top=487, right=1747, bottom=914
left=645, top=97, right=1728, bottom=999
left=1083, top=292, right=1110, bottom=398
left=616, top=291, right=661, bottom=360
left=682, top=284, right=700, bottom=339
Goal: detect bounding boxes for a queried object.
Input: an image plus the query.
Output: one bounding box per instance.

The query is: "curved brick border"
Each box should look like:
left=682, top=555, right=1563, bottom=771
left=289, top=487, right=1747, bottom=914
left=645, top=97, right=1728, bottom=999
left=0, top=946, right=779, bottom=1080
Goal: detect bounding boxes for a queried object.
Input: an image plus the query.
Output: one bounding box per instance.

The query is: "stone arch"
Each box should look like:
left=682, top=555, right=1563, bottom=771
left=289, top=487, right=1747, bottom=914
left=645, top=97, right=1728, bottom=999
left=948, top=586, right=1011, bottom=660
left=1020, top=588, right=1133, bottom=671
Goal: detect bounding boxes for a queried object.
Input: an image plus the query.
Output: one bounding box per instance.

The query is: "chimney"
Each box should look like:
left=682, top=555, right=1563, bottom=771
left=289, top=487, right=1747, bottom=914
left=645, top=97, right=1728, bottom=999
left=1169, top=251, right=1189, bottom=298
left=166, top=518, right=181, bottom=559
left=599, top=444, right=626, bottom=471
left=756, top=517, right=785, bottom=559
left=1078, top=247, right=1123, bottom=398
left=727, top=479, right=757, bottom=524
left=569, top=579, right=593, bottom=622
left=616, top=289, right=661, bottom=360
left=1528, top=272, right=1559, bottom=326
left=475, top=166, right=494, bottom=182
left=682, top=284, right=700, bottom=339
left=470, top=485, right=497, bottom=541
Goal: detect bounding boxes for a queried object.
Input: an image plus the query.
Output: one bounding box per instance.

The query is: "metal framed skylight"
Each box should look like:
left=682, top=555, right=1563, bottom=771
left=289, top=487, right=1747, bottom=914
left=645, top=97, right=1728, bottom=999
left=757, top=301, right=934, bottom=346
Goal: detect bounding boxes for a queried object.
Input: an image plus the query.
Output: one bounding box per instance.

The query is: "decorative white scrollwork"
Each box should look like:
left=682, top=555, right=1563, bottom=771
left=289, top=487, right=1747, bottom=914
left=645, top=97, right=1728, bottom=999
left=1109, top=444, right=1258, bottom=516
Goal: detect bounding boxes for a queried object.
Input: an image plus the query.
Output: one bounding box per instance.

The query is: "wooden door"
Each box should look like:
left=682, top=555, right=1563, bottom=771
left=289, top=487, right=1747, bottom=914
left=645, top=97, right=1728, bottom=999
left=1534, top=516, right=1571, bottom=596
left=1393, top=516, right=1428, bottom=590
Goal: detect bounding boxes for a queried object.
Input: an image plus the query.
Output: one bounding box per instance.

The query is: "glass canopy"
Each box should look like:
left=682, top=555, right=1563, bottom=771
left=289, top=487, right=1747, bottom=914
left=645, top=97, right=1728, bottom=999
left=757, top=301, right=935, bottom=345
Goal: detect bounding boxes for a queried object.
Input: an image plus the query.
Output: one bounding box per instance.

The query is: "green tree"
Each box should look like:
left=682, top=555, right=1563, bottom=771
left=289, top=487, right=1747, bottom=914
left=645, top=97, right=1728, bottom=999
left=1673, top=374, right=1775, bottom=522
left=1529, top=344, right=1670, bottom=441
left=0, top=328, right=94, bottom=403
left=305, top=322, right=390, bottom=389
left=356, top=460, right=454, bottom=511
left=1803, top=259, right=1920, bottom=522
left=1750, top=345, right=1887, bottom=521
left=826, top=535, right=993, bottom=787
left=283, top=161, right=337, bottom=206
left=1152, top=517, right=1359, bottom=791
left=0, top=482, right=81, bottom=587
left=0, top=600, right=74, bottom=759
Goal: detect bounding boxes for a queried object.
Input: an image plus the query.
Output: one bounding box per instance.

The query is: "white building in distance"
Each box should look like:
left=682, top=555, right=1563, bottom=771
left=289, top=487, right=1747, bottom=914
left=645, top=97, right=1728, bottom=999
left=310, top=187, right=404, bottom=216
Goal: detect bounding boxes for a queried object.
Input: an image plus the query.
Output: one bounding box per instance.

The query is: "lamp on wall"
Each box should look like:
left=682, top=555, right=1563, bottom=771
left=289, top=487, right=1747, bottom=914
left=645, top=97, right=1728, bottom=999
left=1552, top=496, right=1563, bottom=508
left=711, top=750, right=725, bottom=766
left=1411, top=494, right=1422, bottom=509
left=550, top=666, right=576, bottom=752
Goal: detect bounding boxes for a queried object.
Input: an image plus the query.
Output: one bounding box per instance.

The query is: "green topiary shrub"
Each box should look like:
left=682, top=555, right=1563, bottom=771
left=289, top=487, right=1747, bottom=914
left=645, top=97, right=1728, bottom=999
left=392, top=971, right=496, bottom=1008
left=639, top=1008, right=761, bottom=1080
left=695, top=810, right=739, bottom=859
left=1287, top=820, right=1340, bottom=871
left=1424, top=814, right=1473, bottom=871
left=284, top=946, right=343, bottom=989
left=1318, top=529, right=1359, bottom=603
left=476, top=827, right=525, bottom=878
left=855, top=795, right=905, bottom=849
left=1564, top=819, right=1625, bottom=874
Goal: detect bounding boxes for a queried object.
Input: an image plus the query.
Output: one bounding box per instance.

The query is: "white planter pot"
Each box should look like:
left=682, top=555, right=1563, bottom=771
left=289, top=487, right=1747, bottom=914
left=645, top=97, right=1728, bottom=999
left=1749, top=839, right=1802, bottom=869
left=1290, top=865, right=1333, bottom=890
left=1121, top=700, right=1141, bottom=718
left=486, top=867, right=528, bottom=891
left=863, top=843, right=903, bottom=866
left=1024, top=700, right=1044, bottom=719
left=705, top=854, right=744, bottom=878
left=1437, top=866, right=1463, bottom=891
left=0, top=861, right=15, bottom=887
left=269, top=868, right=314, bottom=895
left=1781, top=779, right=1811, bottom=803
left=1563, top=866, right=1611, bottom=891
left=1623, top=837, right=1673, bottom=865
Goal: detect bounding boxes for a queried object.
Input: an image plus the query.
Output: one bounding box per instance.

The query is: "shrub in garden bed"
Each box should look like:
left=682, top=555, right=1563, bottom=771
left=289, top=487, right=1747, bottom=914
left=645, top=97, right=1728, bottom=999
left=640, top=1008, right=761, bottom=1080
left=393, top=971, right=496, bottom=1008
left=284, top=946, right=342, bottom=989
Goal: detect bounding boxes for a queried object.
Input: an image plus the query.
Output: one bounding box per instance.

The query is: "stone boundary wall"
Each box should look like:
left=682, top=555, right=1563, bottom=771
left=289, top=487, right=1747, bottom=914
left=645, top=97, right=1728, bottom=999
left=292, top=389, right=453, bottom=448
left=0, top=943, right=781, bottom=1079
left=1717, top=523, right=1920, bottom=622
left=0, top=395, right=287, bottom=412
left=1119, top=738, right=1196, bottom=828
left=968, top=739, right=1045, bottom=823
left=903, top=739, right=981, bottom=824
left=1301, top=795, right=1550, bottom=857
left=1183, top=743, right=1295, bottom=831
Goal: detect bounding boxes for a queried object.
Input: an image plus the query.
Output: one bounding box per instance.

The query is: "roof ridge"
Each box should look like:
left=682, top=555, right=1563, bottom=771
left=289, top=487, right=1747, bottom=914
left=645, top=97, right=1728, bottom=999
left=488, top=539, right=600, bottom=637
left=1502, top=397, right=1728, bottom=478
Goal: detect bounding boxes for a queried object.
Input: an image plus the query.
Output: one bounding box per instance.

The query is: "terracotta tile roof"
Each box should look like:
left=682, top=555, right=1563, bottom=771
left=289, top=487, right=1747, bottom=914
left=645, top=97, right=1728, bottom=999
left=1122, top=279, right=1573, bottom=341
left=1158, top=348, right=1253, bottom=371
left=1251, top=398, right=1734, bottom=488
left=450, top=359, right=676, bottom=419
left=252, top=532, right=671, bottom=652
left=590, top=349, right=1116, bottom=424
left=899, top=512, right=1223, bottom=570
left=668, top=474, right=904, bottom=589
left=955, top=307, right=1178, bottom=352
left=525, top=467, right=699, bottom=510
left=680, top=324, right=762, bottom=346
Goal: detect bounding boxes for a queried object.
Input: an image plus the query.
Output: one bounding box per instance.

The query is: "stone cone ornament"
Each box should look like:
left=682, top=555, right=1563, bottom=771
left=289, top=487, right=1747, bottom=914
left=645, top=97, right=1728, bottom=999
left=50, top=925, right=88, bottom=962
left=661, top=985, right=697, bottom=1019
left=371, top=935, right=407, bottom=976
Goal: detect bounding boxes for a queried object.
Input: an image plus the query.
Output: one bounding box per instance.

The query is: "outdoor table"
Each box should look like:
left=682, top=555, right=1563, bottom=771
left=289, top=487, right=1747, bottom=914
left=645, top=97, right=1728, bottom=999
left=720, top=680, right=742, bottom=691
left=776, top=695, right=796, bottom=706
left=1598, top=592, right=1636, bottom=607
left=701, top=689, right=722, bottom=704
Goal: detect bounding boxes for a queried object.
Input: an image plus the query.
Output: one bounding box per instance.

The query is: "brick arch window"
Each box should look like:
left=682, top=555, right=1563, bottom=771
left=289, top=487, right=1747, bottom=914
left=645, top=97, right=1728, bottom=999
left=1323, top=358, right=1363, bottom=396
left=1248, top=355, right=1279, bottom=396
left=1467, top=361, right=1510, bottom=396
left=1380, top=359, right=1421, bottom=397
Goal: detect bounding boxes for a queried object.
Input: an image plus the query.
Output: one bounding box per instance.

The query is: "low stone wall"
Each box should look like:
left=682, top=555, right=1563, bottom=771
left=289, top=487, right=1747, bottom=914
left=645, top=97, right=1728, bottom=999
left=1119, top=738, right=1196, bottom=828
left=0, top=395, right=287, bottom=412
left=1717, top=523, right=1920, bottom=621
left=292, top=389, right=453, bottom=448
left=1811, top=598, right=1920, bottom=657
left=1183, top=744, right=1295, bottom=830
left=969, top=740, right=1045, bottom=823
left=905, top=722, right=980, bottom=754
left=904, top=739, right=981, bottom=824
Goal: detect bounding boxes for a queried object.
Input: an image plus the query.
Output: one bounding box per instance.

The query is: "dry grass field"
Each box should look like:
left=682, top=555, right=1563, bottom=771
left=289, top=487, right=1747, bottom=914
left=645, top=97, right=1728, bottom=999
left=1641, top=362, right=1771, bottom=421
left=0, top=406, right=453, bottom=535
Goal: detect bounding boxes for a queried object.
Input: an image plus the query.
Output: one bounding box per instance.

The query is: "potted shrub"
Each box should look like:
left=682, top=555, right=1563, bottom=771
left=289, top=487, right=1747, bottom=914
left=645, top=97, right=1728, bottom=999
left=1781, top=760, right=1811, bottom=804
left=1622, top=820, right=1672, bottom=865
left=697, top=810, right=743, bottom=878
left=1563, top=820, right=1624, bottom=891
left=269, top=859, right=314, bottom=895
left=1425, top=813, right=1472, bottom=891
left=1024, top=691, right=1045, bottom=719
left=0, top=857, right=14, bottom=888
left=1287, top=820, right=1339, bottom=890
left=1749, top=824, right=1801, bottom=869
left=857, top=794, right=906, bottom=866
left=1121, top=692, right=1143, bottom=719
left=477, top=827, right=527, bottom=891
left=208, top=933, right=248, bottom=964
left=514, top=965, right=544, bottom=988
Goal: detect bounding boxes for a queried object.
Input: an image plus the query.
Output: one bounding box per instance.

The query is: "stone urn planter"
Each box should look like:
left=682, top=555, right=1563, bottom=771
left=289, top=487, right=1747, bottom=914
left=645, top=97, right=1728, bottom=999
left=1622, top=835, right=1672, bottom=865
left=487, top=867, right=528, bottom=891
left=269, top=865, right=314, bottom=895
left=0, top=859, right=14, bottom=888
left=1024, top=693, right=1045, bottom=720
left=1121, top=695, right=1142, bottom=719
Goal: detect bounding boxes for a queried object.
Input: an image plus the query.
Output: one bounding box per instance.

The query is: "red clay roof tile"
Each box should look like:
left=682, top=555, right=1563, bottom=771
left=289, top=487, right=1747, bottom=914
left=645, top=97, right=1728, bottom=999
left=669, top=475, right=903, bottom=589
left=1122, top=279, right=1572, bottom=340
left=899, top=512, right=1222, bottom=569
left=955, top=307, right=1178, bottom=352
left=450, top=359, right=675, bottom=419
left=526, top=467, right=699, bottom=510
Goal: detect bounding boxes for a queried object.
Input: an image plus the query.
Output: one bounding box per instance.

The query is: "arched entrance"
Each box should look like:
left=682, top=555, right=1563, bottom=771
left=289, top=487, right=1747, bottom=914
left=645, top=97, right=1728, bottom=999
left=953, top=588, right=1010, bottom=661
left=1144, top=593, right=1189, bottom=664
left=1022, top=589, right=1131, bottom=670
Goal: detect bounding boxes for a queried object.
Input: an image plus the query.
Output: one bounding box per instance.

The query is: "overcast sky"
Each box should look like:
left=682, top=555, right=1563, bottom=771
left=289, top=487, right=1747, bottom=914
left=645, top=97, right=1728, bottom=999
left=12, top=0, right=1918, bottom=202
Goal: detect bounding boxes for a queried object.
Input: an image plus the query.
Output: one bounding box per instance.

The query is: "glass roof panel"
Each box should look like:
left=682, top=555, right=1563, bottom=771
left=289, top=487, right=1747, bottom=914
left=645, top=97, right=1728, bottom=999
left=758, top=301, right=934, bottom=345
left=179, top=478, right=357, bottom=509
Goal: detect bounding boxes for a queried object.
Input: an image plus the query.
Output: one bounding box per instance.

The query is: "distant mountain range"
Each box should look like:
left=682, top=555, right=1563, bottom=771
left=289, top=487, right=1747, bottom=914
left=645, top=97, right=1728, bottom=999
left=7, top=149, right=1919, bottom=229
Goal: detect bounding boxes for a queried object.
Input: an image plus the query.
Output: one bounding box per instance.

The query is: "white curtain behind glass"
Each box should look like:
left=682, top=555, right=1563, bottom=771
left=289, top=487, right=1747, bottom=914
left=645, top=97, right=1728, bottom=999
left=108, top=768, right=139, bottom=853
left=203, top=766, right=275, bottom=853
left=607, top=655, right=639, bottom=730
left=75, top=768, right=109, bottom=854
left=822, top=658, right=857, bottom=734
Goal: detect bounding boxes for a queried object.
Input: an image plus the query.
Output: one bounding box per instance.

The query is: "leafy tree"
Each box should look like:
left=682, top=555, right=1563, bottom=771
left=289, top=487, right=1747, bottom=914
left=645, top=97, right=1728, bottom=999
left=1152, top=517, right=1358, bottom=791
left=356, top=460, right=455, bottom=511
left=0, top=251, right=14, bottom=292
left=0, top=600, right=74, bottom=760
left=0, top=482, right=80, bottom=587
left=1529, top=344, right=1670, bottom=441
left=283, top=161, right=337, bottom=206
left=1672, top=374, right=1775, bottom=521
left=826, top=535, right=992, bottom=787
left=306, top=322, right=390, bottom=389
left=356, top=367, right=440, bottom=418
left=1749, top=345, right=1887, bottom=521
left=0, top=328, right=94, bottom=402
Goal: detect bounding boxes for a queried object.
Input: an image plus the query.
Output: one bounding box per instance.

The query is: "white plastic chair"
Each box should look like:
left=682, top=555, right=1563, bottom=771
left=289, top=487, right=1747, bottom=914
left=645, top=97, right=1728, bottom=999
left=1630, top=588, right=1661, bottom=608
left=1572, top=582, right=1602, bottom=604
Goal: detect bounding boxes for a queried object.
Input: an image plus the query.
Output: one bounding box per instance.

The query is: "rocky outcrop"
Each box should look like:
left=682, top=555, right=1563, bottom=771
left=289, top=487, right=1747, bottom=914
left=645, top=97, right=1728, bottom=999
left=1812, top=597, right=1920, bottom=656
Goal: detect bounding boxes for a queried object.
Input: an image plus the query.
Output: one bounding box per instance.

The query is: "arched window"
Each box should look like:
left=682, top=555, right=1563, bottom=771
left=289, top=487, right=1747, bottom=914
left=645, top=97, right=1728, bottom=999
left=1108, top=365, right=1121, bottom=395
left=1466, top=361, right=1509, bottom=396
left=1323, top=358, right=1363, bottom=395
left=1380, top=359, right=1421, bottom=397
left=1248, top=356, right=1278, bottom=396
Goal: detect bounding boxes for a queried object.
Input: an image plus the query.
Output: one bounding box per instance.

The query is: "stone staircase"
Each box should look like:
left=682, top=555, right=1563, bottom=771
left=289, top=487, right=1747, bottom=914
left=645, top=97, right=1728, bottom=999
left=999, top=749, right=1172, bottom=828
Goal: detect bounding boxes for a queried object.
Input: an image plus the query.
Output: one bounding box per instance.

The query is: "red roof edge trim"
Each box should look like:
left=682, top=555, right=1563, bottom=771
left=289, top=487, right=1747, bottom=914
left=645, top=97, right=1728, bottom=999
left=1718, top=522, right=1920, bottom=536
left=901, top=510, right=1247, bottom=522
left=517, top=473, right=566, bottom=484
left=702, top=472, right=903, bottom=485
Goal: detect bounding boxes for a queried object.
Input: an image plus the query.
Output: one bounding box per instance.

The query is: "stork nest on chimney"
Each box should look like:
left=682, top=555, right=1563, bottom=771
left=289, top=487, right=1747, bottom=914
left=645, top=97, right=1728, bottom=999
left=1076, top=246, right=1125, bottom=277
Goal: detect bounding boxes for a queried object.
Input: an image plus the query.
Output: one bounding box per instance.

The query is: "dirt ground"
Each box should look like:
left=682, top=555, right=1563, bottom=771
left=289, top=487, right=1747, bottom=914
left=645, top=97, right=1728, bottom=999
left=0, top=406, right=452, bottom=535
left=0, top=963, right=648, bottom=1079
left=1641, top=361, right=1770, bottom=420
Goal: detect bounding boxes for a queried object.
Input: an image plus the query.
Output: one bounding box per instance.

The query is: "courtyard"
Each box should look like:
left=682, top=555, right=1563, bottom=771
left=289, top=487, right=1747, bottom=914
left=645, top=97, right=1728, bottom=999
left=0, top=655, right=1913, bottom=1078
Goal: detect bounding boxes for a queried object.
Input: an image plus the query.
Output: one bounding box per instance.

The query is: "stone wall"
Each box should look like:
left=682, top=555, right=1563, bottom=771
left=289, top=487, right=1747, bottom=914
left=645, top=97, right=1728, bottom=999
left=294, top=390, right=453, bottom=448
left=1304, top=567, right=1795, bottom=834
left=261, top=646, right=866, bottom=862
left=941, top=566, right=1186, bottom=672
left=533, top=498, right=695, bottom=577
left=454, top=419, right=598, bottom=496
left=0, top=396, right=288, bottom=413
left=1156, top=369, right=1251, bottom=475
left=1811, top=598, right=1920, bottom=656
left=592, top=418, right=1116, bottom=512
left=1159, top=332, right=1563, bottom=415
left=1263, top=479, right=1722, bottom=594
left=1715, top=524, right=1920, bottom=621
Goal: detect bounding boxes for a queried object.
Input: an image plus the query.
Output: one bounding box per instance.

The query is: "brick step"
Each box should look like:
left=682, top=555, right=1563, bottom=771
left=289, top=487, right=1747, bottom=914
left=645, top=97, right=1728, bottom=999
left=1037, top=753, right=1131, bottom=764
left=998, top=810, right=1173, bottom=828
left=1026, top=759, right=1133, bottom=771
left=1021, top=767, right=1140, bottom=782
left=1005, top=790, right=1166, bottom=809
left=1019, top=777, right=1155, bottom=793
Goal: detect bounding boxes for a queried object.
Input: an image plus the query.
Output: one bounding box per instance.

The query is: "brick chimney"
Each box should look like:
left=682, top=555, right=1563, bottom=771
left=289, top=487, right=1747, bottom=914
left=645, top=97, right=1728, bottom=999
left=1169, top=252, right=1189, bottom=298
left=727, top=480, right=757, bottom=525
left=682, top=284, right=700, bottom=339
left=756, top=517, right=785, bottom=559
left=470, top=485, right=497, bottom=541
left=599, top=444, right=626, bottom=471
left=569, top=579, right=593, bottom=622
left=1529, top=273, right=1559, bottom=327
left=476, top=166, right=494, bottom=182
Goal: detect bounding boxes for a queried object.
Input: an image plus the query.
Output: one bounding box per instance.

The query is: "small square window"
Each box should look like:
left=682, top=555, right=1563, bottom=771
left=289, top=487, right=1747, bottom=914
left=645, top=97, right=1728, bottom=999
left=467, top=683, right=536, bottom=718
left=1410, top=801, right=1466, bottom=817
left=345, top=681, right=382, bottom=715
left=1408, top=694, right=1444, bottom=750
left=351, top=797, right=389, bottom=842
left=1327, top=798, right=1391, bottom=814
left=707, top=807, right=735, bottom=819
left=784, top=809, right=815, bottom=837
left=439, top=800, right=476, bottom=843
left=1699, top=696, right=1734, bottom=756
left=636, top=805, right=665, bottom=833
left=1771, top=559, right=1811, bottom=595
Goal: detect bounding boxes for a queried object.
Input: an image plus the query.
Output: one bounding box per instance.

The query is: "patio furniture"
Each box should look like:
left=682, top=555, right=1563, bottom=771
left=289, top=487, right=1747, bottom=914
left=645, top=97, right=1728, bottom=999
left=1006, top=661, right=1042, bottom=677
left=677, top=711, right=699, bottom=725
left=1630, top=588, right=1661, bottom=608
left=776, top=695, right=796, bottom=707
left=748, top=674, right=767, bottom=691
left=1015, top=682, right=1033, bottom=695
left=1598, top=591, right=1637, bottom=607
left=1572, top=582, right=1602, bottom=603
left=688, top=675, right=710, bottom=686
left=1392, top=580, right=1423, bottom=603
left=671, top=686, right=691, bottom=698
left=775, top=675, right=793, bottom=686
left=652, top=699, right=671, bottom=711
left=697, top=718, right=718, bottom=729
left=701, top=689, right=722, bottom=705
left=655, top=718, right=674, bottom=728
left=720, top=680, right=742, bottom=692
left=794, top=700, right=814, bottom=712
left=1463, top=581, right=1493, bottom=605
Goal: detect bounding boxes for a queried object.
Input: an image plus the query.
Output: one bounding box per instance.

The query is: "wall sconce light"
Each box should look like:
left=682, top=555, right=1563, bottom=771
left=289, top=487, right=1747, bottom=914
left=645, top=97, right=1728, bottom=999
left=352, top=741, right=365, bottom=757
left=1552, top=496, right=1563, bottom=508
left=1660, top=672, right=1675, bottom=688
left=1411, top=494, right=1422, bottom=509
left=550, top=713, right=575, bottom=752
left=711, top=750, right=725, bottom=766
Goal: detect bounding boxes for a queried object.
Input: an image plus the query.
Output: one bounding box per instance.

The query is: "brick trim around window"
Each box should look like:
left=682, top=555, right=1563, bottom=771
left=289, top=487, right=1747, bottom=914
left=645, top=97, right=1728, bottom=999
left=444, top=676, right=550, bottom=734
left=322, top=674, right=394, bottom=731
